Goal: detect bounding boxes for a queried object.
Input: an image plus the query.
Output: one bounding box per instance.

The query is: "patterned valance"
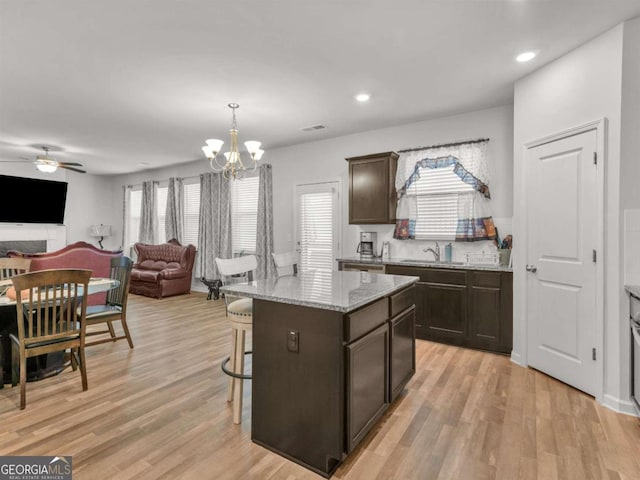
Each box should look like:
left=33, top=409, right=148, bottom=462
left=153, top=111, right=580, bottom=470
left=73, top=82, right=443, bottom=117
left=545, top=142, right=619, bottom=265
left=397, top=155, right=491, bottom=199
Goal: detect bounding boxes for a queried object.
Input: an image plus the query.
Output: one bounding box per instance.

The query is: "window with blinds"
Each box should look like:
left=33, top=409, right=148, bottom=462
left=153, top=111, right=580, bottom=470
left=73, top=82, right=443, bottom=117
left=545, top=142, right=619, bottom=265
left=296, top=183, right=338, bottom=273
left=157, top=185, right=168, bottom=242
left=231, top=176, right=259, bottom=255
left=127, top=188, right=142, bottom=249
left=408, top=165, right=474, bottom=239
left=183, top=181, right=200, bottom=247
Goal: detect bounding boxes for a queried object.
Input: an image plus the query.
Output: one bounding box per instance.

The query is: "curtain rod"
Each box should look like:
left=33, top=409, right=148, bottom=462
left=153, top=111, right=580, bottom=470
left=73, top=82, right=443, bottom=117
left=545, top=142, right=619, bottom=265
left=397, top=137, right=489, bottom=153
left=124, top=174, right=200, bottom=189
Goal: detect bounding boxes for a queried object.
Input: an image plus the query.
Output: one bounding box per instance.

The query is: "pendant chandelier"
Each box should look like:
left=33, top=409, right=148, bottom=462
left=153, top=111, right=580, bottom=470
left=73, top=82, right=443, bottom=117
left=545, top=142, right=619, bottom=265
left=201, top=103, right=264, bottom=179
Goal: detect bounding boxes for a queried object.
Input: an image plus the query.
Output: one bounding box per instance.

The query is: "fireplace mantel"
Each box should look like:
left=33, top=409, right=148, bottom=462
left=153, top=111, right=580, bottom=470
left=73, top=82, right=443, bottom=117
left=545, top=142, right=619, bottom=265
left=0, top=223, right=66, bottom=252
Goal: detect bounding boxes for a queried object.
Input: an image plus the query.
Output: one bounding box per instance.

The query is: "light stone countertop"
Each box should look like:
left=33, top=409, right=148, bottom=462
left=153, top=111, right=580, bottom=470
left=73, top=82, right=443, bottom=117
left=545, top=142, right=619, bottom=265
left=219, top=270, right=419, bottom=313
left=337, top=256, right=513, bottom=273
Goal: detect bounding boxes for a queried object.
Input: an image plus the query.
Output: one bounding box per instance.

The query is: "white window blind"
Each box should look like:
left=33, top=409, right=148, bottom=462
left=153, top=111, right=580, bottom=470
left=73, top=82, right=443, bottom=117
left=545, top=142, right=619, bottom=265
left=157, top=185, right=168, bottom=242
left=408, top=165, right=474, bottom=239
left=231, top=176, right=259, bottom=255
left=297, top=186, right=336, bottom=272
left=127, top=188, right=142, bottom=249
left=183, top=181, right=200, bottom=247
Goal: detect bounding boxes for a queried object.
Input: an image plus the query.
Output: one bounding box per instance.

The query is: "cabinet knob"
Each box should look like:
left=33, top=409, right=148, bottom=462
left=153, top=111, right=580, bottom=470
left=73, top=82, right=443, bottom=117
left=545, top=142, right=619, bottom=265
left=525, top=264, right=537, bottom=273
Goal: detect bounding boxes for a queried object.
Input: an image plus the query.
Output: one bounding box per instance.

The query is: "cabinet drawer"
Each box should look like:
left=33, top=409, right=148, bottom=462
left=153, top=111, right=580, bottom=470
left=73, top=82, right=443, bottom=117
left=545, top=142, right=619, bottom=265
left=345, top=297, right=389, bottom=342
left=390, top=285, right=415, bottom=317
left=471, top=271, right=501, bottom=288
left=423, top=268, right=467, bottom=285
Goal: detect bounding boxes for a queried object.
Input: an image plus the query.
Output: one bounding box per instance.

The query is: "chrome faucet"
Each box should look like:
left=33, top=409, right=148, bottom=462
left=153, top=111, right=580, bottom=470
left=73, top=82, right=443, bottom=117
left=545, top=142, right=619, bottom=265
left=423, top=242, right=440, bottom=262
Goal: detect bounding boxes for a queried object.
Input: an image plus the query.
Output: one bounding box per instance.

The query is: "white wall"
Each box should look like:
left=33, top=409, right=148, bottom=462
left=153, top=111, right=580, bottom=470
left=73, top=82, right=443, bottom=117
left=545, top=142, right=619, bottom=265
left=106, top=104, right=514, bottom=292
left=0, top=162, right=115, bottom=249
left=268, top=105, right=514, bottom=262
left=513, top=24, right=630, bottom=411
left=622, top=17, right=640, bottom=286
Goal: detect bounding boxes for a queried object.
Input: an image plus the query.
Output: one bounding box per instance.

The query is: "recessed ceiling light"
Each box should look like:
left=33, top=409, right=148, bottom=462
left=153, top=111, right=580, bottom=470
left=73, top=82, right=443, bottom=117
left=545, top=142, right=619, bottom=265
left=355, top=93, right=371, bottom=102
left=516, top=51, right=536, bottom=63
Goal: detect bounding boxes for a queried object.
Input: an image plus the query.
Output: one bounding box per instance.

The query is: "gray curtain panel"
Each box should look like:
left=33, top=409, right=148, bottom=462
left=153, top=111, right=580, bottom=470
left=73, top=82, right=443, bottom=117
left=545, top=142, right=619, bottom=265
left=197, top=172, right=232, bottom=280
left=139, top=180, right=158, bottom=244
left=165, top=177, right=184, bottom=243
left=122, top=185, right=129, bottom=249
left=256, top=164, right=276, bottom=279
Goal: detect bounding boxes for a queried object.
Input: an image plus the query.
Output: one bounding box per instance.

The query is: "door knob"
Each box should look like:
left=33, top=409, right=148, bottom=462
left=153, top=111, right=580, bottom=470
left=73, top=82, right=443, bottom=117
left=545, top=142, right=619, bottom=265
left=526, top=264, right=537, bottom=273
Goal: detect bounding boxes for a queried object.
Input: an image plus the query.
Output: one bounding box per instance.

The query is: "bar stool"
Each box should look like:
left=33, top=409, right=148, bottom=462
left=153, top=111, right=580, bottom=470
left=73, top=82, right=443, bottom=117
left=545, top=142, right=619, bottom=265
left=215, top=255, right=257, bottom=424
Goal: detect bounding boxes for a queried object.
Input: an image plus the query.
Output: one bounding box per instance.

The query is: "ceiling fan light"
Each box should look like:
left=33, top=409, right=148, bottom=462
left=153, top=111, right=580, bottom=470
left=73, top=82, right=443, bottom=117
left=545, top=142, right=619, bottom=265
left=36, top=163, right=57, bottom=173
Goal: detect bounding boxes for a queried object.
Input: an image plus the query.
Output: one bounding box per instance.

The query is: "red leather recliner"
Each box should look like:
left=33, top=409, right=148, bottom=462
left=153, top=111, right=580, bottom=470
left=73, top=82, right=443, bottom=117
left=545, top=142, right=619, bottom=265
left=129, top=239, right=196, bottom=299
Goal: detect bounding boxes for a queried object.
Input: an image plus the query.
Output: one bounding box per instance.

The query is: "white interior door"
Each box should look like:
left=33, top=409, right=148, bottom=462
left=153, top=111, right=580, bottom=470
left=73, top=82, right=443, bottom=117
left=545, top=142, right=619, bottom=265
left=526, top=129, right=599, bottom=396
left=294, top=181, right=340, bottom=272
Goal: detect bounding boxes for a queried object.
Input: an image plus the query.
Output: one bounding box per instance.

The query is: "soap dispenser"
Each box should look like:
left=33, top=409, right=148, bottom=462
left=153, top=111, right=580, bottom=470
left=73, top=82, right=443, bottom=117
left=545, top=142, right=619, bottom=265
left=382, top=241, right=390, bottom=261
left=444, top=243, right=453, bottom=263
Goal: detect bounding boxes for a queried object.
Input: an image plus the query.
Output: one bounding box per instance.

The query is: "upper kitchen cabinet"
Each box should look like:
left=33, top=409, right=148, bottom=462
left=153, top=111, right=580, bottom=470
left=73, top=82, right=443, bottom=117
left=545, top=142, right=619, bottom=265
left=346, top=152, right=399, bottom=224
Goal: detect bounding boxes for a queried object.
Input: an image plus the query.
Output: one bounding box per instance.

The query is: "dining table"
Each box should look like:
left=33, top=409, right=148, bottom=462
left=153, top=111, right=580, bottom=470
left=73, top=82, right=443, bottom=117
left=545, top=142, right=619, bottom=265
left=0, top=276, right=119, bottom=385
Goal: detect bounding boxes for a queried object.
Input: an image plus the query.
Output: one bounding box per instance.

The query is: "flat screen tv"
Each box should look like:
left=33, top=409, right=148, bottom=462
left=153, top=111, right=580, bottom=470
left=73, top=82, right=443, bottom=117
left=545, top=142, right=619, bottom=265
left=0, top=174, right=68, bottom=224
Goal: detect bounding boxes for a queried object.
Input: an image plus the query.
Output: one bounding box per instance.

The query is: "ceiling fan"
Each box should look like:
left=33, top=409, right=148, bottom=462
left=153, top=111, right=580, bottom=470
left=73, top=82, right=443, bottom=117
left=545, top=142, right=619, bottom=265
left=0, top=146, right=86, bottom=174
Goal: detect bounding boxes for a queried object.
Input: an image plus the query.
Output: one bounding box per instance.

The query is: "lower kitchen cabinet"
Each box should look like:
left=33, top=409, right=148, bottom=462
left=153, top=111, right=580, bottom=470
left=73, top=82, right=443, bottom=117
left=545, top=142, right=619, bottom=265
left=346, top=323, right=389, bottom=453
left=389, top=306, right=415, bottom=402
left=423, top=280, right=467, bottom=341
left=387, top=266, right=512, bottom=354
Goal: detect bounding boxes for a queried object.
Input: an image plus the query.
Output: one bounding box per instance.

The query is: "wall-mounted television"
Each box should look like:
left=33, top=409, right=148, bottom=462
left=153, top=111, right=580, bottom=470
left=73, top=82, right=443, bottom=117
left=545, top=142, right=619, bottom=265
left=0, top=174, right=68, bottom=224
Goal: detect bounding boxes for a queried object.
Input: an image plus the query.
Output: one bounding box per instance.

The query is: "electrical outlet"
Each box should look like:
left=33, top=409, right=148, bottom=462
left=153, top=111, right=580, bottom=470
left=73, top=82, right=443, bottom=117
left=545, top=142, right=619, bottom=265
left=287, top=330, right=299, bottom=353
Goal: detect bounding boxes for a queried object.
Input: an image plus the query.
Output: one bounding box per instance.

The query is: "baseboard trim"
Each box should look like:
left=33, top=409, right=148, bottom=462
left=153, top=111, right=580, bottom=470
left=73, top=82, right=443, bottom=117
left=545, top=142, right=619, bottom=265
left=602, top=394, right=639, bottom=417
left=510, top=351, right=525, bottom=367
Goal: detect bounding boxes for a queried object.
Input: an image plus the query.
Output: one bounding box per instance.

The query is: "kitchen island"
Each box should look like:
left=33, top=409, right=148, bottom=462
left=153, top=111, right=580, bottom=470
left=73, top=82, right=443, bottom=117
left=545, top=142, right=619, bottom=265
left=220, top=270, right=418, bottom=477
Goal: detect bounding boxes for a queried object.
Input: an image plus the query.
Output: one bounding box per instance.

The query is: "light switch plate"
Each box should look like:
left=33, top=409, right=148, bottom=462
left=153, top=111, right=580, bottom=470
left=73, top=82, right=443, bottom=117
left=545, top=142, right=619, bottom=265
left=287, top=330, right=299, bottom=353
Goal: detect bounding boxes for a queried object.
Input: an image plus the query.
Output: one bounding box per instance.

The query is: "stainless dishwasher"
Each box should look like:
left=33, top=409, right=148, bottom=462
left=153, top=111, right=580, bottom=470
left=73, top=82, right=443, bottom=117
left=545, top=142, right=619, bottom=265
left=629, top=292, right=640, bottom=414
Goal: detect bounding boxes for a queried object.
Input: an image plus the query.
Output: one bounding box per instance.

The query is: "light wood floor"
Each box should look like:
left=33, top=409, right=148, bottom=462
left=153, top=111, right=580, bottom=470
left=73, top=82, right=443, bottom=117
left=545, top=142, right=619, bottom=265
left=1, top=292, right=639, bottom=479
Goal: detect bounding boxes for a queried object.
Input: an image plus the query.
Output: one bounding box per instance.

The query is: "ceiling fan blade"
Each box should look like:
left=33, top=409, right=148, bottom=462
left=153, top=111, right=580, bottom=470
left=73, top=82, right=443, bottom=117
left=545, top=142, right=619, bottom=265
left=59, top=165, right=86, bottom=173
left=57, top=161, right=83, bottom=167
left=0, top=160, right=30, bottom=163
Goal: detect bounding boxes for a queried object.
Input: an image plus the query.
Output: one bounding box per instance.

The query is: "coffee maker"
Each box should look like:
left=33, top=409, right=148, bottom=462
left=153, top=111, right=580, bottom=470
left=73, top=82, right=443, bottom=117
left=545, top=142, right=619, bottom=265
left=357, top=232, right=377, bottom=258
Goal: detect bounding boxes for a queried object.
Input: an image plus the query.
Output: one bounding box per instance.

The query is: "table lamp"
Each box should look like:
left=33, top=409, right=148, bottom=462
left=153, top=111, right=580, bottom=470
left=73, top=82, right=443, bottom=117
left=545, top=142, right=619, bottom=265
left=90, top=224, right=112, bottom=249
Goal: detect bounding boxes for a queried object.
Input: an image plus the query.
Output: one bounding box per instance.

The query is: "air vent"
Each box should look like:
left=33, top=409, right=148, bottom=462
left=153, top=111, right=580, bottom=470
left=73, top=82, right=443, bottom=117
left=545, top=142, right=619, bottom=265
left=301, top=124, right=327, bottom=132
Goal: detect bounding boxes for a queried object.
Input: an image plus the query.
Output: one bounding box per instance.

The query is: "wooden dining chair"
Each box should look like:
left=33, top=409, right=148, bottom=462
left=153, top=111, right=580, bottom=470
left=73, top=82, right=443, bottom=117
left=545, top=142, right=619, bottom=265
left=83, top=256, right=134, bottom=348
left=0, top=258, right=32, bottom=390
left=0, top=258, right=32, bottom=281
left=10, top=268, right=92, bottom=409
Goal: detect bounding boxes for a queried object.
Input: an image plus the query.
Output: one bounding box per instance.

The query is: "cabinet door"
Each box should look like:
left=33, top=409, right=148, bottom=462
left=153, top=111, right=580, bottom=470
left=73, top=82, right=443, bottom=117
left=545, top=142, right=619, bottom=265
left=348, top=154, right=397, bottom=224
left=414, top=282, right=428, bottom=336
left=390, top=306, right=415, bottom=402
left=469, top=272, right=501, bottom=348
left=346, top=323, right=389, bottom=453
left=423, top=281, right=468, bottom=341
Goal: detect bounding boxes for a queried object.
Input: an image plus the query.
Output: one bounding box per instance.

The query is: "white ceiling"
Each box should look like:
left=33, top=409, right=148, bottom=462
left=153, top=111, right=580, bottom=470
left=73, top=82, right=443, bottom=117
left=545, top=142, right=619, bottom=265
left=1, top=0, right=639, bottom=175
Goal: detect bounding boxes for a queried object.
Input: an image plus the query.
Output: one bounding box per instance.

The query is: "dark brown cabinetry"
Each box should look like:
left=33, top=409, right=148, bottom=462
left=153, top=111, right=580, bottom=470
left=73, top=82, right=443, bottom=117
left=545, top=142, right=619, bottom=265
left=346, top=151, right=399, bottom=224
left=386, top=266, right=512, bottom=354
left=252, top=284, right=416, bottom=477
left=389, top=306, right=416, bottom=402
left=346, top=323, right=389, bottom=453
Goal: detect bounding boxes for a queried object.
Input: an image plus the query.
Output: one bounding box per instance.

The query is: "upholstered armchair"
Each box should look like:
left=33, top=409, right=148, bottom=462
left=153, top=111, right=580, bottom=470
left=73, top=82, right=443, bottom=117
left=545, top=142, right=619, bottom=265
left=129, top=239, right=196, bottom=299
